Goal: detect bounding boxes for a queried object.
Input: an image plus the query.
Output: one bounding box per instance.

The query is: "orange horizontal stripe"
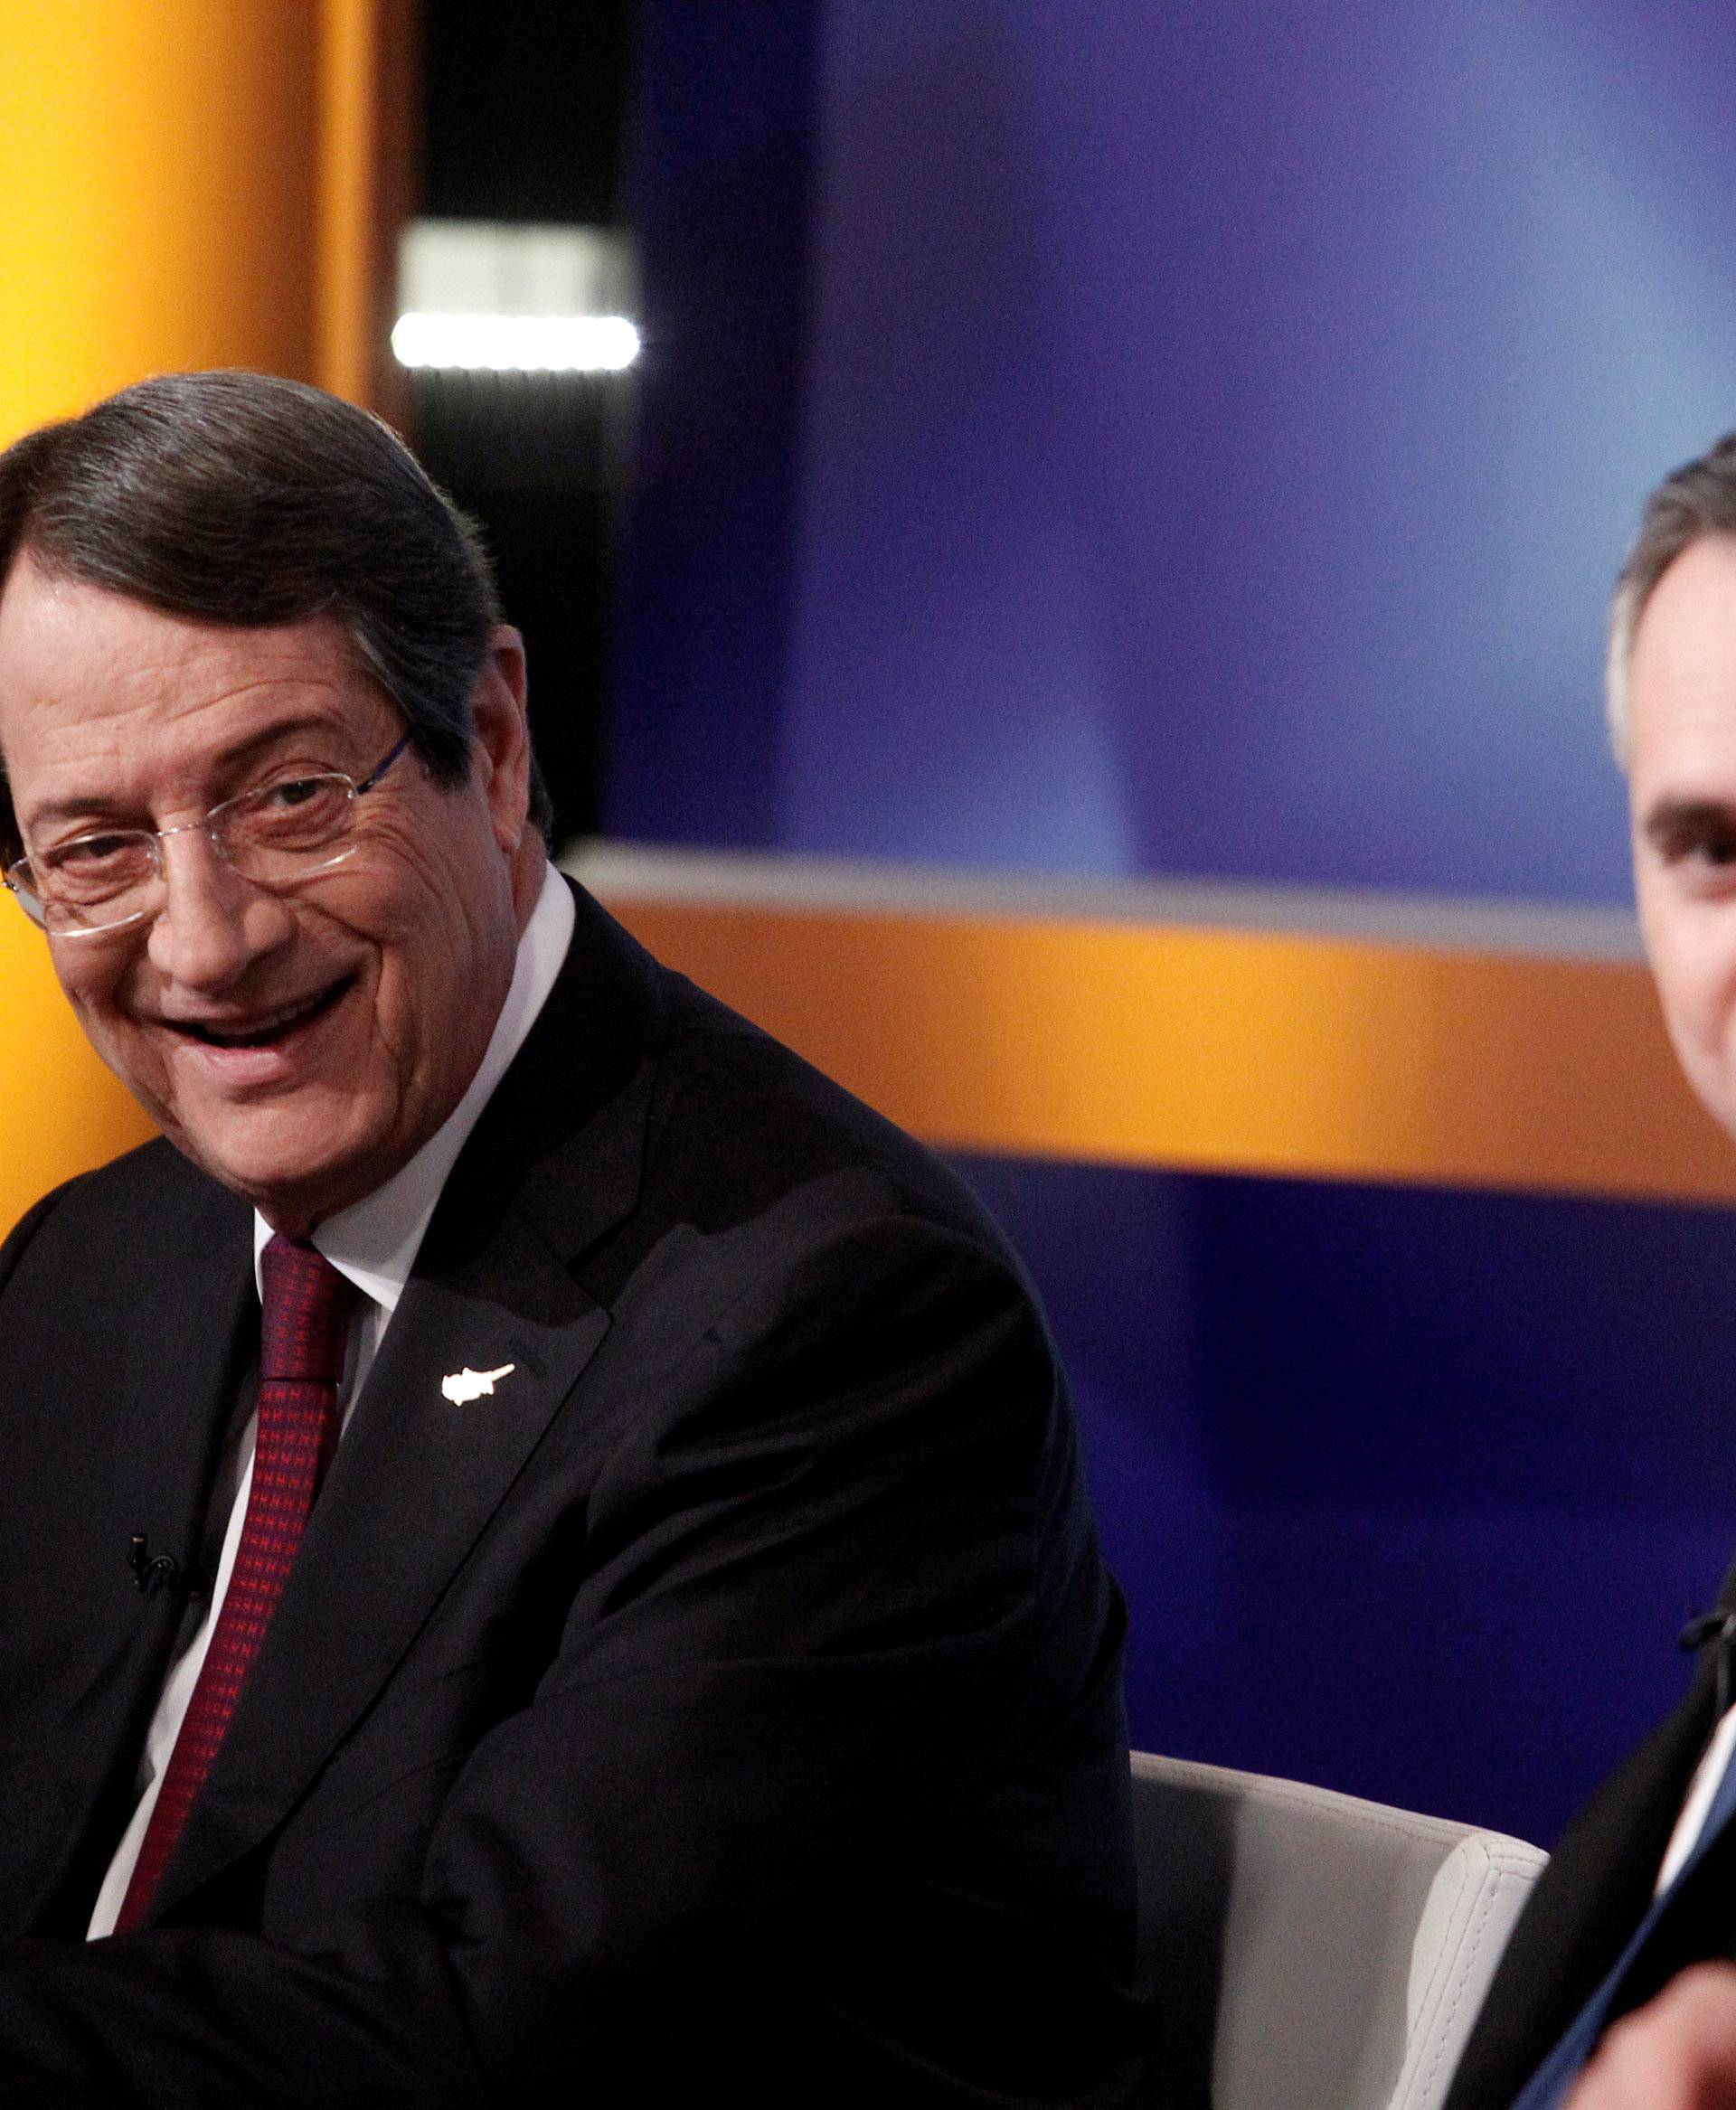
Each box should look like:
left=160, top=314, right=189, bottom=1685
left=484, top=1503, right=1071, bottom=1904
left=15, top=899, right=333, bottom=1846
left=0, top=884, right=1723, bottom=1241
left=597, top=894, right=1736, bottom=1205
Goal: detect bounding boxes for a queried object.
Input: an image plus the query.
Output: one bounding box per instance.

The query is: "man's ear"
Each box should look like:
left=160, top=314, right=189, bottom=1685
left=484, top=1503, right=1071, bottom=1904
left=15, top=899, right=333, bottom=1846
left=469, top=625, right=533, bottom=853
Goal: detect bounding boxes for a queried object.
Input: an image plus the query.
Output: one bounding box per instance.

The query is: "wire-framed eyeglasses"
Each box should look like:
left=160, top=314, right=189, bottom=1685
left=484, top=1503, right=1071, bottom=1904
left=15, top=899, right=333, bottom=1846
left=3, top=732, right=412, bottom=938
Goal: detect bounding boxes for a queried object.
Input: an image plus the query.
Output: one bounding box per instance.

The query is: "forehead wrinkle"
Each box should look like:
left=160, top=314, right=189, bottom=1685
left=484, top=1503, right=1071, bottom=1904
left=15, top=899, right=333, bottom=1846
left=0, top=570, right=387, bottom=848
left=41, top=664, right=351, bottom=742
left=22, top=702, right=354, bottom=822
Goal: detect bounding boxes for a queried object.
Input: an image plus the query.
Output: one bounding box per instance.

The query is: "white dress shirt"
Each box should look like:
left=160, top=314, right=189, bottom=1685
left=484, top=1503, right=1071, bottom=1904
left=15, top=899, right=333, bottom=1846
left=88, top=863, right=575, bottom=1938
left=1656, top=1696, right=1736, bottom=1894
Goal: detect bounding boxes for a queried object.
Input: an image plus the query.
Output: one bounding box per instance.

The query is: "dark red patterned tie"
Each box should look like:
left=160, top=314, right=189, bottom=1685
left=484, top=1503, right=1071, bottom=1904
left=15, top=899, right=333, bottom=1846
left=114, top=1235, right=354, bottom=1934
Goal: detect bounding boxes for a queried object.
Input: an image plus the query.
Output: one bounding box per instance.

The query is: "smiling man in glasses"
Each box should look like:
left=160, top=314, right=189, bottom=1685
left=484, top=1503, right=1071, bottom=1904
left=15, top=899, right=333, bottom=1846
left=0, top=372, right=1140, bottom=2106
left=0, top=573, right=528, bottom=1238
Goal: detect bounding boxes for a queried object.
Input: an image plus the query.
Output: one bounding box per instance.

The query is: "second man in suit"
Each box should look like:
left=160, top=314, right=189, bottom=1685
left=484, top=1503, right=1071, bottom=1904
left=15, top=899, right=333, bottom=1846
left=1448, top=434, right=1736, bottom=2109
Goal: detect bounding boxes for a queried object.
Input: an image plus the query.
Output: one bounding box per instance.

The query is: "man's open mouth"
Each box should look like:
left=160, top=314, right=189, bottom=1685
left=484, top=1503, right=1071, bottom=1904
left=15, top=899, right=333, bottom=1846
left=171, top=977, right=353, bottom=1050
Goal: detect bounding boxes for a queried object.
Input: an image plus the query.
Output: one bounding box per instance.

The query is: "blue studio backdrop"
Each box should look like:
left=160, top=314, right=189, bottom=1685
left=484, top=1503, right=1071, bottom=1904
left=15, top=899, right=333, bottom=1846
left=609, top=0, right=1736, bottom=1850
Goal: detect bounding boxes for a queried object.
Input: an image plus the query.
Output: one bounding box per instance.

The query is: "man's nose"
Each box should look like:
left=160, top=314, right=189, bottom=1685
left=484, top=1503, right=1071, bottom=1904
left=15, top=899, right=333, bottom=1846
left=145, top=827, right=295, bottom=989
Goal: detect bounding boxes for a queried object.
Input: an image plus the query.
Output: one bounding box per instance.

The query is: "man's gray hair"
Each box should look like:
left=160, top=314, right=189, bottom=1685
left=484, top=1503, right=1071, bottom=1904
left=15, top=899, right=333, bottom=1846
left=0, top=369, right=553, bottom=847
left=1608, top=431, right=1736, bottom=768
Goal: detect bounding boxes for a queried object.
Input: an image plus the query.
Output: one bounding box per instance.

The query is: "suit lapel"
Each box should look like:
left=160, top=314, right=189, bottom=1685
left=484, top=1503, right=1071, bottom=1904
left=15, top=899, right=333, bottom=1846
left=1447, top=1637, right=1724, bottom=2110
left=113, top=1185, right=260, bottom=1604
left=18, top=1179, right=255, bottom=1933
left=146, top=887, right=665, bottom=1920
left=153, top=1215, right=611, bottom=1917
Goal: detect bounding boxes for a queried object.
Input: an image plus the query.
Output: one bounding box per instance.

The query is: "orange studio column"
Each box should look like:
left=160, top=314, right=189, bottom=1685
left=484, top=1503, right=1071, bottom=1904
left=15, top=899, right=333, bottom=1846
left=0, top=0, right=324, bottom=443
left=317, top=0, right=420, bottom=419
left=0, top=1, right=414, bottom=1232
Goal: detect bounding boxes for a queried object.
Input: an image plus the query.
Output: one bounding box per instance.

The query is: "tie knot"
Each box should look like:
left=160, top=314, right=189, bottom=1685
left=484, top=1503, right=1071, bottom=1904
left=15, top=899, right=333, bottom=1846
left=259, top=1235, right=356, bottom=1383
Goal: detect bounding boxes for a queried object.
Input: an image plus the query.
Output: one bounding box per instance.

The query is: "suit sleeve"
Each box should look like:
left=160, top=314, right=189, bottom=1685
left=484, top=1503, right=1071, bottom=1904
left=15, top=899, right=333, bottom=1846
left=0, top=1211, right=1113, bottom=2106
left=0, top=1182, right=71, bottom=1298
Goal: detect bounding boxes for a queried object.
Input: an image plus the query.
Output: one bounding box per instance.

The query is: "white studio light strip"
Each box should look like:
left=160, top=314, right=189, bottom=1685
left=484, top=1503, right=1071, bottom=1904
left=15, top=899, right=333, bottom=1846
left=392, top=311, right=641, bottom=373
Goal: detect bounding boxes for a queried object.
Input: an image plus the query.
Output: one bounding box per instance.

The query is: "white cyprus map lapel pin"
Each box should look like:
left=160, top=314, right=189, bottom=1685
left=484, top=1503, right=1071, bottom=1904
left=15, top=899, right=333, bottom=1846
left=441, top=1363, right=516, bottom=1404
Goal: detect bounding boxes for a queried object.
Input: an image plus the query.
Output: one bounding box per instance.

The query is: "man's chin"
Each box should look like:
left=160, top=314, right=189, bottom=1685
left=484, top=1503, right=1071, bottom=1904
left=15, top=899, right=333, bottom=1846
left=159, top=1103, right=391, bottom=1232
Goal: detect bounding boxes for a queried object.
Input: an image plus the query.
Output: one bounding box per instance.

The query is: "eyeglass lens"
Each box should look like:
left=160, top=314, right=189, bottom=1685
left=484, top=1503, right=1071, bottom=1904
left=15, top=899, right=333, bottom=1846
left=6, top=734, right=409, bottom=935
left=14, top=772, right=361, bottom=933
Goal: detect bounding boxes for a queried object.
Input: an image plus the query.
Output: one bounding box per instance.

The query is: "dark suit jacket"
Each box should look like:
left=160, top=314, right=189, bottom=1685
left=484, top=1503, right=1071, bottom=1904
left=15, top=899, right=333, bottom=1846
left=0, top=884, right=1141, bottom=2107
left=1446, top=1565, right=1736, bottom=2110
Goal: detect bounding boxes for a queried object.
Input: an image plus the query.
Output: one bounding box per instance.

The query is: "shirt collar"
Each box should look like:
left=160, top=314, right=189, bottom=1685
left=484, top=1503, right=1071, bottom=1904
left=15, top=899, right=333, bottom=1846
left=253, top=861, right=576, bottom=1313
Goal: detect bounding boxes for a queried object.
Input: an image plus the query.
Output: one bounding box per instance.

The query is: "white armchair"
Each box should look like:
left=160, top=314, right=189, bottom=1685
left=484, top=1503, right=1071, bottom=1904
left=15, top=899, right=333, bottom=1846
left=1131, top=1751, right=1546, bottom=2110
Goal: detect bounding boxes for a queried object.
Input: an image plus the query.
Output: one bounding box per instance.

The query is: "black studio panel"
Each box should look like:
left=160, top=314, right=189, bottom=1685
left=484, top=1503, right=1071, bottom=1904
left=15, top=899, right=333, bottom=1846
left=412, top=2, right=636, bottom=844
left=420, top=0, right=631, bottom=225
left=411, top=371, right=630, bottom=845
